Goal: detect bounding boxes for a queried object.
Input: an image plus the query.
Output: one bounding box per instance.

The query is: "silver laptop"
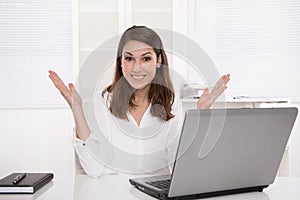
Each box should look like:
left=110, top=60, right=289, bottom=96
left=129, top=107, right=298, bottom=199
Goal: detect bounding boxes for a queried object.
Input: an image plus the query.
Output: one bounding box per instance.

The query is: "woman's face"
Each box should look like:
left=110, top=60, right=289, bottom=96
left=121, top=40, right=160, bottom=90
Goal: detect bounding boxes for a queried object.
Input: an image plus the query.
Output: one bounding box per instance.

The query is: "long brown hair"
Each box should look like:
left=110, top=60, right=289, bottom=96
left=102, top=26, right=175, bottom=121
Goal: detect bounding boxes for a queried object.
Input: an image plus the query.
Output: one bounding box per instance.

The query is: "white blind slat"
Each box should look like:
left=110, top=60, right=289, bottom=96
left=188, top=0, right=300, bottom=101
left=0, top=0, right=73, bottom=108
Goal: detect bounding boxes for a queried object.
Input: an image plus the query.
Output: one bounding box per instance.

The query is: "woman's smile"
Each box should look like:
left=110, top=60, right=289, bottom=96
left=131, top=74, right=146, bottom=81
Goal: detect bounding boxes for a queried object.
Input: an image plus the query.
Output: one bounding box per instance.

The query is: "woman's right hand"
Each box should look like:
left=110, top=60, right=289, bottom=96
left=48, top=70, right=82, bottom=111
left=49, top=70, right=90, bottom=140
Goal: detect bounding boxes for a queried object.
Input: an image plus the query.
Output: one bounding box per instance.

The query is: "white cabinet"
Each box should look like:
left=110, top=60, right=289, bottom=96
left=78, top=0, right=120, bottom=67
left=77, top=0, right=175, bottom=96
left=78, top=0, right=174, bottom=68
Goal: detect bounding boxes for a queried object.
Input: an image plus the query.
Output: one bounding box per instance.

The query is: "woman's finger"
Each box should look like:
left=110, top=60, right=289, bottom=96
left=203, top=88, right=209, bottom=94
left=213, top=74, right=230, bottom=92
left=49, top=71, right=70, bottom=94
left=68, top=83, right=75, bottom=91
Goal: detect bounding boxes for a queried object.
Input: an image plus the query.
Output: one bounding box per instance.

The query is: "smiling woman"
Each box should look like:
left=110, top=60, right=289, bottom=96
left=103, top=26, right=175, bottom=122
left=121, top=41, right=164, bottom=125
left=48, top=25, right=230, bottom=177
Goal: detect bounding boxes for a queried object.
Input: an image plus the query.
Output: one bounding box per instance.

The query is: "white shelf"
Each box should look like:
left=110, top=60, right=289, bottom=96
left=133, top=9, right=172, bottom=13
left=79, top=10, right=118, bottom=13
left=180, top=97, right=290, bottom=104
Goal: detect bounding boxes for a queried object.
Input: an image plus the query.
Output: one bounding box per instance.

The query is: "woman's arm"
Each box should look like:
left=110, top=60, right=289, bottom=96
left=48, top=70, right=90, bottom=140
left=197, top=74, right=230, bottom=109
left=49, top=70, right=112, bottom=177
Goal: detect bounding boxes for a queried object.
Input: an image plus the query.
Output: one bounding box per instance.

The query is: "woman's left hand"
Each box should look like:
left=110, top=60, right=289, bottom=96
left=197, top=74, right=230, bottom=109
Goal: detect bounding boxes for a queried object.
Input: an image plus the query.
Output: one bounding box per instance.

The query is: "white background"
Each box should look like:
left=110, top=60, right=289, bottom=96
left=0, top=0, right=299, bottom=178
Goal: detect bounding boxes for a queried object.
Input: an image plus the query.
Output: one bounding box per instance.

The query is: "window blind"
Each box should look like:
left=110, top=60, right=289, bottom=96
left=0, top=0, right=73, bottom=108
left=188, top=0, right=300, bottom=101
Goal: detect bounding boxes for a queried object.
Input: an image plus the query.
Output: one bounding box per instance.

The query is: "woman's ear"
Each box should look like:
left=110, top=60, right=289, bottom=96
left=157, top=54, right=162, bottom=68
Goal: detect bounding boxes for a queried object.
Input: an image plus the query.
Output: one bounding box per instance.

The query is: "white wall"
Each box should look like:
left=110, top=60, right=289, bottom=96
left=289, top=102, right=300, bottom=176
left=0, top=109, right=74, bottom=178
left=0, top=0, right=76, bottom=177
left=1, top=0, right=300, bottom=178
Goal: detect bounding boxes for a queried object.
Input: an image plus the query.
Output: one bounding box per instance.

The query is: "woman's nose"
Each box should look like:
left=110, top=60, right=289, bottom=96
left=133, top=61, right=142, bottom=71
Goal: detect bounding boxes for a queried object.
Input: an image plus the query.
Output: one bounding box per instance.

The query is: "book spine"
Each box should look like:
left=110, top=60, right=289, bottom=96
left=32, top=174, right=54, bottom=193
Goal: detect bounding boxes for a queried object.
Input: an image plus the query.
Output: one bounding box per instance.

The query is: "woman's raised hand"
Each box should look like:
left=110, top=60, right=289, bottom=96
left=48, top=70, right=82, bottom=110
left=197, top=74, right=230, bottom=109
left=49, top=70, right=90, bottom=140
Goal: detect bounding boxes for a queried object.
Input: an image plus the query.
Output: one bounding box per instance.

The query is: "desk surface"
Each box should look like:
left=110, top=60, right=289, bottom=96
left=0, top=175, right=299, bottom=200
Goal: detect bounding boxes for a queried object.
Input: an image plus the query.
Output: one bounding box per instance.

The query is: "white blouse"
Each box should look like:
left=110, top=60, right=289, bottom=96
left=73, top=91, right=183, bottom=177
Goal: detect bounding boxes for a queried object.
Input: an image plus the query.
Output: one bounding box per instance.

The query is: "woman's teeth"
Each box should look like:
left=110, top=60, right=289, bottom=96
left=132, top=75, right=145, bottom=80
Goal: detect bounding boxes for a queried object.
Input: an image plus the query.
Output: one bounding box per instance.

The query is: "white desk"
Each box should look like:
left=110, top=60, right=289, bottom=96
left=1, top=175, right=299, bottom=200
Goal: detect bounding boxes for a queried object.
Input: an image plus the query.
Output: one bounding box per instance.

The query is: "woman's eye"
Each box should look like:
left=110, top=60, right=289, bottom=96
left=125, top=57, right=133, bottom=61
left=143, top=57, right=152, bottom=61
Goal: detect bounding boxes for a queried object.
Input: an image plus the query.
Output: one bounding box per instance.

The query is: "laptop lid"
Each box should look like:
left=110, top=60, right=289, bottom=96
left=168, top=107, right=298, bottom=198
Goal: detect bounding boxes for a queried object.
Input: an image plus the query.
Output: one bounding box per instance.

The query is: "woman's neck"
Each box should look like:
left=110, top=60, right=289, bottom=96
left=129, top=85, right=151, bottom=126
left=133, top=85, right=150, bottom=106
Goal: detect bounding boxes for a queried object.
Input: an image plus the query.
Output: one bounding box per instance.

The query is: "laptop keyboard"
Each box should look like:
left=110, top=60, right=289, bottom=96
left=146, top=179, right=171, bottom=190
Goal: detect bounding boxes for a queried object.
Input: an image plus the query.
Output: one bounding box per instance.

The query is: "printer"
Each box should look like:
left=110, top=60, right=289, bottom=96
left=182, top=83, right=206, bottom=99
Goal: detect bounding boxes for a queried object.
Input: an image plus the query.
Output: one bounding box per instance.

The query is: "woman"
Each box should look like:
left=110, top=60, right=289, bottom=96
left=49, top=26, right=230, bottom=177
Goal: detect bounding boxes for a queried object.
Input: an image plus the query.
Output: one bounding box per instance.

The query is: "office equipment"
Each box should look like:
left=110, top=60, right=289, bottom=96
left=0, top=173, right=53, bottom=194
left=12, top=173, right=26, bottom=184
left=182, top=83, right=206, bottom=99
left=129, top=107, right=298, bottom=199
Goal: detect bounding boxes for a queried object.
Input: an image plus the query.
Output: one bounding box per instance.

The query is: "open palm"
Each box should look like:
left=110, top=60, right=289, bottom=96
left=197, top=74, right=230, bottom=109
left=48, top=70, right=82, bottom=110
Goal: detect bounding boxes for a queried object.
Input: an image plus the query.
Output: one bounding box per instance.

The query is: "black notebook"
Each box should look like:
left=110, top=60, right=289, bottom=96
left=0, top=173, right=54, bottom=194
